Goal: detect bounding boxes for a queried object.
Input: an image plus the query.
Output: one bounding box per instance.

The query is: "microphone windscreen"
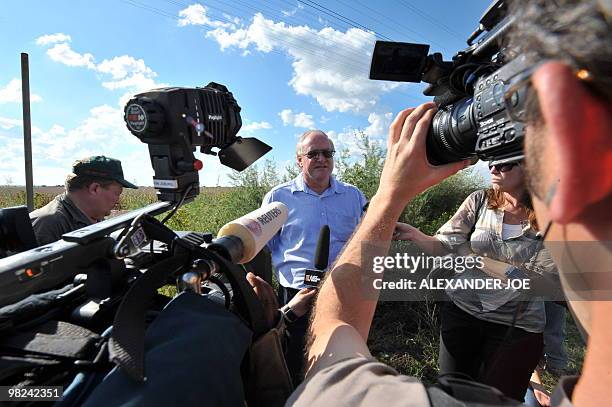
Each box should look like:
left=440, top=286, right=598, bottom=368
left=217, top=202, right=288, bottom=263
left=314, top=225, right=330, bottom=270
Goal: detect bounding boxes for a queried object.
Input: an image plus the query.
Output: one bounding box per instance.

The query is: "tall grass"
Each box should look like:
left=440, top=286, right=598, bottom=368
left=1, top=137, right=585, bottom=390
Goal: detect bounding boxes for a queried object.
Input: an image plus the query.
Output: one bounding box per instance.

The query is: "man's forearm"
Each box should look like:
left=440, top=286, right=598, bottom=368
left=312, top=193, right=408, bottom=341
left=305, top=103, right=469, bottom=376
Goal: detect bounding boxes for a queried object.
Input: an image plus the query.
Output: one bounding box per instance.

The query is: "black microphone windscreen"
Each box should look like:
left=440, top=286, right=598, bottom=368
left=314, top=225, right=330, bottom=270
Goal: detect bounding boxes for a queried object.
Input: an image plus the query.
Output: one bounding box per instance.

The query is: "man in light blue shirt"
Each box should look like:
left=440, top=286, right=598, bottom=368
left=262, top=129, right=366, bottom=384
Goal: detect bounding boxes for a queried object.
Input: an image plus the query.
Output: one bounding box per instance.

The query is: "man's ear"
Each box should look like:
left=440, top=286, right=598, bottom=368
left=87, top=182, right=100, bottom=196
left=296, top=155, right=303, bottom=168
left=532, top=61, right=612, bottom=224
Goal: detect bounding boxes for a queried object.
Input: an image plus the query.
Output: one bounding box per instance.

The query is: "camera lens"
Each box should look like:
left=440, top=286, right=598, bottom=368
left=426, top=97, right=478, bottom=165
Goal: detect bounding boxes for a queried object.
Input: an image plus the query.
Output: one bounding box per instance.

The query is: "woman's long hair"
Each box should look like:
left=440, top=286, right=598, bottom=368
left=485, top=188, right=539, bottom=231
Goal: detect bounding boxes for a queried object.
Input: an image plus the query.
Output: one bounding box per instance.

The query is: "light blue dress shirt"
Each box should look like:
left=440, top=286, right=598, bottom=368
left=262, top=175, right=367, bottom=289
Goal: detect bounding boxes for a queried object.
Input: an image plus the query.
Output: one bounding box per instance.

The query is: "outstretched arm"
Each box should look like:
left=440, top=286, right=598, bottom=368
left=394, top=222, right=447, bottom=255
left=305, top=103, right=470, bottom=377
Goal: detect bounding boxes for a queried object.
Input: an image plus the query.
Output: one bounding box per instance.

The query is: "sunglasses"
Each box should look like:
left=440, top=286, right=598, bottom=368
left=489, top=162, right=519, bottom=172
left=304, top=149, right=335, bottom=159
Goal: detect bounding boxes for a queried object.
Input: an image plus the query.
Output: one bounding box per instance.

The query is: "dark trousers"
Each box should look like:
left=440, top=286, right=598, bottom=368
left=278, top=285, right=310, bottom=386
left=439, top=301, right=544, bottom=402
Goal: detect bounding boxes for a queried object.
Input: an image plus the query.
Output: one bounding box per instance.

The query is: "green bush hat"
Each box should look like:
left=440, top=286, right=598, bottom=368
left=71, top=155, right=138, bottom=189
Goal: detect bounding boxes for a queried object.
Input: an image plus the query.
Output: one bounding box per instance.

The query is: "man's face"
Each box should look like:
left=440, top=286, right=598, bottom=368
left=297, top=132, right=334, bottom=186
left=93, top=182, right=123, bottom=219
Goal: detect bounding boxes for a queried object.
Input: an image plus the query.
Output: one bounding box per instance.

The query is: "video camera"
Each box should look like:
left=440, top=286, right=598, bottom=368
left=369, top=0, right=528, bottom=166
left=0, top=82, right=284, bottom=404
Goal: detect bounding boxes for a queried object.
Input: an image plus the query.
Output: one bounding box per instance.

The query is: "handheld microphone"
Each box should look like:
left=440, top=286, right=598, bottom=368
left=210, top=202, right=288, bottom=264
left=304, top=225, right=330, bottom=288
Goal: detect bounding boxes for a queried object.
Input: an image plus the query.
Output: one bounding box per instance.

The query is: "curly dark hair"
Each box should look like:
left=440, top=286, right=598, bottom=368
left=508, top=0, right=612, bottom=105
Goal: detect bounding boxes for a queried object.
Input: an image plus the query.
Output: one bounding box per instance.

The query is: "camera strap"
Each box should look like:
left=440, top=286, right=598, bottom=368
left=108, top=240, right=269, bottom=382
left=108, top=253, right=189, bottom=381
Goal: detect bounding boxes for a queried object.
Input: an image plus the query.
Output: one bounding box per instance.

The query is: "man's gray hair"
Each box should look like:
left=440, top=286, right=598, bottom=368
left=296, top=130, right=335, bottom=156
left=508, top=0, right=612, bottom=103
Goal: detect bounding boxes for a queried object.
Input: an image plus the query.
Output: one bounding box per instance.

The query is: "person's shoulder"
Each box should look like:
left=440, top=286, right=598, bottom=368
left=263, top=179, right=296, bottom=203
left=335, top=179, right=364, bottom=195
left=268, top=179, right=294, bottom=194
left=288, top=357, right=429, bottom=406
left=30, top=194, right=66, bottom=222
left=468, top=189, right=487, bottom=200
left=463, top=189, right=487, bottom=206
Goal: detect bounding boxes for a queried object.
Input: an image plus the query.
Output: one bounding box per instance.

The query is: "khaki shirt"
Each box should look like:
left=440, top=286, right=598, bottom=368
left=287, top=357, right=430, bottom=406
left=287, top=356, right=578, bottom=406
left=29, top=193, right=93, bottom=245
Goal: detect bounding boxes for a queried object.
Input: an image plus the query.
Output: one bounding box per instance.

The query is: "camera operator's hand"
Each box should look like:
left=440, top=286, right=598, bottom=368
left=374, top=103, right=470, bottom=210
left=246, top=272, right=279, bottom=329
left=286, top=287, right=317, bottom=318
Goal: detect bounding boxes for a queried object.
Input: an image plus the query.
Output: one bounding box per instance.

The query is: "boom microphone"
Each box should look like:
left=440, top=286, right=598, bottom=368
left=211, top=202, right=288, bottom=264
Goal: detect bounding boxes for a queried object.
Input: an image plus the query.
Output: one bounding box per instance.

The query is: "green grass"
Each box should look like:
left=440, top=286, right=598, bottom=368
left=2, top=187, right=585, bottom=392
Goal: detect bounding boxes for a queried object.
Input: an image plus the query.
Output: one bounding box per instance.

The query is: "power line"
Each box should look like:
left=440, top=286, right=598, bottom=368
left=170, top=0, right=373, bottom=71
left=295, top=0, right=394, bottom=41
left=336, top=0, right=454, bottom=55
left=165, top=0, right=371, bottom=66
left=121, top=0, right=375, bottom=85
left=398, top=0, right=465, bottom=40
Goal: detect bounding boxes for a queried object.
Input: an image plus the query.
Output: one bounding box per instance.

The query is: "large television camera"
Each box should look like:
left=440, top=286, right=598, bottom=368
left=0, top=83, right=282, bottom=403
left=369, top=0, right=527, bottom=166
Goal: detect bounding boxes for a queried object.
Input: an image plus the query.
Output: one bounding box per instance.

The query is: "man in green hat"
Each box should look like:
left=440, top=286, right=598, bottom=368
left=30, top=155, right=138, bottom=245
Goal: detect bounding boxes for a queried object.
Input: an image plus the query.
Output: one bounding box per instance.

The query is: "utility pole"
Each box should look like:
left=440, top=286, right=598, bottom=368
left=21, top=53, right=34, bottom=212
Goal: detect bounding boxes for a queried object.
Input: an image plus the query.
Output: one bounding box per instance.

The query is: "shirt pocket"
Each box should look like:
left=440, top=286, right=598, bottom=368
left=329, top=211, right=360, bottom=243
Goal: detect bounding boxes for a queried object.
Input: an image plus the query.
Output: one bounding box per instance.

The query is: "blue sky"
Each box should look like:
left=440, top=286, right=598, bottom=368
left=1, top=0, right=492, bottom=186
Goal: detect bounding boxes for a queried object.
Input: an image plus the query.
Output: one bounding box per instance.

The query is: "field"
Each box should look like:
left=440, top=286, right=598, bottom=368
left=1, top=185, right=585, bottom=392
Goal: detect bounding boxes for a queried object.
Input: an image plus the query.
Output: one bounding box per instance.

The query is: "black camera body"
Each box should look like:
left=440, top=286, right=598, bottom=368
left=426, top=55, right=527, bottom=165
left=124, top=82, right=271, bottom=202
left=369, top=0, right=527, bottom=166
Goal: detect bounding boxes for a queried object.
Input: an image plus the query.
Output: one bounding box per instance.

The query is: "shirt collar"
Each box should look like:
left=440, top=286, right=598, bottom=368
left=290, top=174, right=345, bottom=195
left=62, top=192, right=95, bottom=225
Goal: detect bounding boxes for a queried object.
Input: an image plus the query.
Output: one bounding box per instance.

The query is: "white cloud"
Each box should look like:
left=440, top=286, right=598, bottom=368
left=97, top=55, right=153, bottom=80
left=98, top=55, right=160, bottom=91
left=0, top=116, right=23, bottom=129
left=201, top=13, right=400, bottom=114
left=0, top=78, right=43, bottom=104
left=35, top=32, right=72, bottom=45
left=37, top=35, right=165, bottom=93
left=46, top=43, right=96, bottom=68
left=0, top=104, right=155, bottom=186
left=241, top=121, right=272, bottom=133
left=325, top=113, right=391, bottom=159
left=281, top=8, right=297, bottom=17
left=178, top=4, right=234, bottom=28
left=26, top=34, right=169, bottom=185
left=363, top=112, right=393, bottom=139
left=279, top=109, right=315, bottom=128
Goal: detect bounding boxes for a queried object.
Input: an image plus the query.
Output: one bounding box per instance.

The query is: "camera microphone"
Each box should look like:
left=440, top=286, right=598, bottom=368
left=304, top=225, right=330, bottom=288
left=210, top=202, right=288, bottom=264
